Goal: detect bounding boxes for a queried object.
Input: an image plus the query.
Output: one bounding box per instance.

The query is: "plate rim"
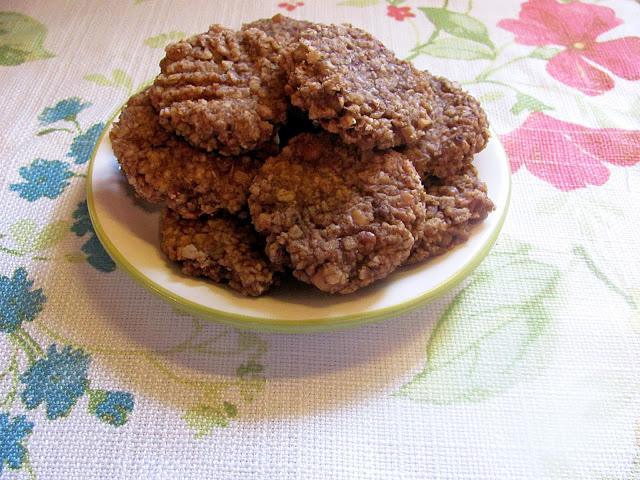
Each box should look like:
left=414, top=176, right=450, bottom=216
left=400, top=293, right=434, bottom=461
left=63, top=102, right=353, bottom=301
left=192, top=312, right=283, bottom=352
left=87, top=123, right=511, bottom=333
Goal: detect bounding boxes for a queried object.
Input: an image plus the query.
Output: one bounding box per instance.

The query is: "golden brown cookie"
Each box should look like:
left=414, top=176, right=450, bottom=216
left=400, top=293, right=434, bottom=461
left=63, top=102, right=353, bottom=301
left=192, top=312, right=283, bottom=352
left=406, top=165, right=494, bottom=264
left=401, top=75, right=490, bottom=179
left=110, top=88, right=264, bottom=218
left=149, top=25, right=288, bottom=155
left=160, top=209, right=276, bottom=296
left=280, top=23, right=435, bottom=150
left=248, top=133, right=427, bottom=294
left=242, top=14, right=312, bottom=48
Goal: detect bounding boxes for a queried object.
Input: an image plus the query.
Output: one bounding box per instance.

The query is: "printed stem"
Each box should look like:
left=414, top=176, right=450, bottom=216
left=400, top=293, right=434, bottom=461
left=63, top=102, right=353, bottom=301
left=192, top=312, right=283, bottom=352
left=0, top=350, right=19, bottom=408
left=573, top=245, right=637, bottom=310
left=21, top=329, right=45, bottom=356
left=86, top=385, right=100, bottom=399
left=425, top=28, right=440, bottom=46
left=476, top=54, right=532, bottom=81
left=12, top=328, right=45, bottom=364
left=72, top=172, right=87, bottom=178
left=407, top=19, right=421, bottom=47
left=461, top=78, right=528, bottom=97
left=0, top=244, right=26, bottom=256
left=23, top=455, right=37, bottom=480
left=10, top=334, right=37, bottom=364
left=442, top=0, right=449, bottom=8
left=70, top=118, right=82, bottom=133
left=495, top=41, right=513, bottom=57
left=406, top=28, right=441, bottom=61
left=162, top=325, right=207, bottom=354
left=465, top=0, right=473, bottom=14
left=37, top=127, right=75, bottom=135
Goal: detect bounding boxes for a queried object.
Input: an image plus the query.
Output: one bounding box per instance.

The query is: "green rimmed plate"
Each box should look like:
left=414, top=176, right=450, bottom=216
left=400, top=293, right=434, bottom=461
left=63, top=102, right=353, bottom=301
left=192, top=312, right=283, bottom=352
left=87, top=124, right=510, bottom=333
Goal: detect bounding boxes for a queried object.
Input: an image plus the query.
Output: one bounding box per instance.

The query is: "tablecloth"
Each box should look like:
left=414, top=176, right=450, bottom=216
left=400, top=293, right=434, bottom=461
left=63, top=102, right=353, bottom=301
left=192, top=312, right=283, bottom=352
left=1, top=0, right=639, bottom=478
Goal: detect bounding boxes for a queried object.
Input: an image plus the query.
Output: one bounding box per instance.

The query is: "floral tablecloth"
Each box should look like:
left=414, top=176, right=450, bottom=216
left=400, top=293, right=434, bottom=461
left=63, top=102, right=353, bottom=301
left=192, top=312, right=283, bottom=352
left=1, top=0, right=639, bottom=478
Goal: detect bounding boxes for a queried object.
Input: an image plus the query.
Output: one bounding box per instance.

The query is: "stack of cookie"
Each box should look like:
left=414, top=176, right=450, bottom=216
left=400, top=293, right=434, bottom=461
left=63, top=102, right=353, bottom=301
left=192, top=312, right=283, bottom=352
left=110, top=15, right=493, bottom=296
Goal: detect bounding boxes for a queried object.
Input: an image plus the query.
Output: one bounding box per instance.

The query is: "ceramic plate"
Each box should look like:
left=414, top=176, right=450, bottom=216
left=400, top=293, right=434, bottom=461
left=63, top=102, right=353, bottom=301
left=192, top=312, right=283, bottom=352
left=87, top=125, right=511, bottom=333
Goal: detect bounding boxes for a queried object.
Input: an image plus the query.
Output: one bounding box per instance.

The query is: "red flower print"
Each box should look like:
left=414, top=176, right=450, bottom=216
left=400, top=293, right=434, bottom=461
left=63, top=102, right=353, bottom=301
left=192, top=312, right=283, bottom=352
left=502, top=112, right=640, bottom=191
left=278, top=1, right=303, bottom=11
left=498, top=0, right=640, bottom=96
left=387, top=5, right=415, bottom=21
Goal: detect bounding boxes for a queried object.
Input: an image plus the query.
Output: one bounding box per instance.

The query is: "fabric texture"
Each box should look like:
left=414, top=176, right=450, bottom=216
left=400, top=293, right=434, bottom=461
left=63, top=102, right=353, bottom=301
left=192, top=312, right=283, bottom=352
left=1, top=0, right=639, bottom=478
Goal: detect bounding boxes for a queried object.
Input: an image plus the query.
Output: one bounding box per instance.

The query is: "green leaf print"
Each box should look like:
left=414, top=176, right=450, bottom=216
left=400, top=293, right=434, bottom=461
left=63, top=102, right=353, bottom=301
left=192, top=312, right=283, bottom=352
left=477, top=91, right=505, bottom=104
left=84, top=69, right=133, bottom=94
left=416, top=37, right=495, bottom=60
left=0, top=11, right=54, bottom=65
left=183, top=403, right=238, bottom=438
left=31, top=221, right=68, bottom=251
left=144, top=31, right=186, bottom=48
left=111, top=69, right=133, bottom=92
left=396, top=241, right=561, bottom=404
left=530, top=45, right=562, bottom=60
left=419, top=8, right=495, bottom=50
left=9, top=219, right=37, bottom=251
left=337, top=0, right=380, bottom=6
left=82, top=73, right=112, bottom=86
left=8, top=219, right=69, bottom=254
left=510, top=92, right=552, bottom=115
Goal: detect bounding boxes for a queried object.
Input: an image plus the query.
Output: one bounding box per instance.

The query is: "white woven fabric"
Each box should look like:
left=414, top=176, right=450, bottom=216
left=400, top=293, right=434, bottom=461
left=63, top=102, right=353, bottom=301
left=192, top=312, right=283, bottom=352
left=1, top=1, right=639, bottom=478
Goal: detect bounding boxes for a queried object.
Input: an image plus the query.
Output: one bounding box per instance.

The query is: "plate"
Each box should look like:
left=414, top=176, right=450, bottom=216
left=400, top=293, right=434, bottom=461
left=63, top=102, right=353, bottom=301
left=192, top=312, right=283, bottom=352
left=87, top=125, right=511, bottom=333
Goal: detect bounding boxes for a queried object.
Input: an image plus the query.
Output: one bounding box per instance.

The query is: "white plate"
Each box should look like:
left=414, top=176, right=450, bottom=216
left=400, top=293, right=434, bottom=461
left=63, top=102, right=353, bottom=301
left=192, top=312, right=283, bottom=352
left=87, top=126, right=511, bottom=332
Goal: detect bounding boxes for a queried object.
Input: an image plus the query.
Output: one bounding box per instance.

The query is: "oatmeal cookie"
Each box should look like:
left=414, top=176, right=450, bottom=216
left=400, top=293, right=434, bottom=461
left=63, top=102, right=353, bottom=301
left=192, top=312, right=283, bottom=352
left=280, top=23, right=435, bottom=150
left=110, top=89, right=263, bottom=218
left=242, top=14, right=312, bottom=47
left=406, top=165, right=494, bottom=264
left=248, top=133, right=427, bottom=294
left=160, top=209, right=276, bottom=296
left=149, top=25, right=288, bottom=155
left=402, top=75, right=490, bottom=179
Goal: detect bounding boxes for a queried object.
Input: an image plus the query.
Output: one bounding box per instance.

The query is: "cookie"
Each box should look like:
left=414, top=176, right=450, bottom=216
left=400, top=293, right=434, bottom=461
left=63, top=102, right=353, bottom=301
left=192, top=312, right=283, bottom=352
left=248, top=133, right=427, bottom=294
left=149, top=25, right=288, bottom=155
left=242, top=14, right=312, bottom=47
left=280, top=23, right=435, bottom=150
left=160, top=209, right=276, bottom=296
left=406, top=165, right=494, bottom=264
left=402, top=75, right=490, bottom=179
left=110, top=88, right=264, bottom=218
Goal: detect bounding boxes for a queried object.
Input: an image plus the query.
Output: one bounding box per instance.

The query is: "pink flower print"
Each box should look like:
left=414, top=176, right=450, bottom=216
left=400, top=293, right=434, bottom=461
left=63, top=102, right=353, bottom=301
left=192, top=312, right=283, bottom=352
left=278, top=1, right=304, bottom=12
left=387, top=5, right=415, bottom=21
left=498, top=0, right=640, bottom=95
left=502, top=112, right=640, bottom=191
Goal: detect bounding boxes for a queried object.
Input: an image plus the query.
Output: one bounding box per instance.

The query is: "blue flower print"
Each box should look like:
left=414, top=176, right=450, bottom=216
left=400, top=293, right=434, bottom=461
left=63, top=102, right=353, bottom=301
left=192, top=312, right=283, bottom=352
left=0, top=267, right=46, bottom=333
left=20, top=344, right=90, bottom=419
left=68, top=122, right=104, bottom=164
left=90, top=390, right=134, bottom=426
left=71, top=201, right=116, bottom=273
left=9, top=159, right=74, bottom=201
left=81, top=235, right=116, bottom=272
left=38, top=97, right=90, bottom=125
left=0, top=413, right=33, bottom=475
left=70, top=200, right=92, bottom=236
